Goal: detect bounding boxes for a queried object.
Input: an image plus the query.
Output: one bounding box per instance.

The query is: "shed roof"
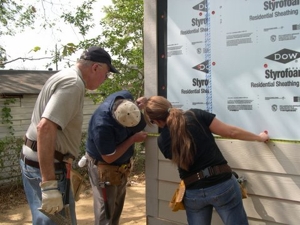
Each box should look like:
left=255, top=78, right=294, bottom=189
left=0, top=70, right=56, bottom=95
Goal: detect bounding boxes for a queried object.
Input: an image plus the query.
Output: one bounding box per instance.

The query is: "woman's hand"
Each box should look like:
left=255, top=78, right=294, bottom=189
left=259, top=130, right=269, bottom=142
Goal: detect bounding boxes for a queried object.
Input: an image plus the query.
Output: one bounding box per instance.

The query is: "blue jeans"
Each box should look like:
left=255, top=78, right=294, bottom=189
left=184, top=175, right=248, bottom=225
left=20, top=159, right=77, bottom=225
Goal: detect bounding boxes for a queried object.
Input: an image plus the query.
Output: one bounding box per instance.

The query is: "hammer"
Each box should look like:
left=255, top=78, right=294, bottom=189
left=99, top=181, right=111, bottom=220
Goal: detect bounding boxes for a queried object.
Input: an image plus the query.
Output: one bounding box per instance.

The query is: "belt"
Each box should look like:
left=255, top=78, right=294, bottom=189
left=183, top=164, right=232, bottom=186
left=24, top=136, right=73, bottom=162
left=21, top=151, right=66, bottom=170
left=85, top=153, right=102, bottom=165
left=85, top=153, right=131, bottom=167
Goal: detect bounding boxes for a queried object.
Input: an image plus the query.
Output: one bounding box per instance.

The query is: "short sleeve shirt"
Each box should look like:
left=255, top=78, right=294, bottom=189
left=86, top=90, right=145, bottom=165
left=26, top=67, right=85, bottom=157
left=158, top=108, right=231, bottom=188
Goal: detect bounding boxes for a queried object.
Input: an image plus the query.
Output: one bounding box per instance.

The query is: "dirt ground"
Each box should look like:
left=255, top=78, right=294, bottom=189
left=0, top=177, right=146, bottom=225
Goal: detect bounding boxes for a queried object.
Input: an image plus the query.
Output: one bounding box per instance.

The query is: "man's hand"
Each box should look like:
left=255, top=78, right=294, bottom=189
left=136, top=97, right=147, bottom=110
left=132, top=131, right=148, bottom=142
left=40, top=180, right=63, bottom=214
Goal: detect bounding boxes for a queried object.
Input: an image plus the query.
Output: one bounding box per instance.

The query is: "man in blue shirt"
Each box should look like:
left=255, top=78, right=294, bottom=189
left=86, top=90, right=147, bottom=225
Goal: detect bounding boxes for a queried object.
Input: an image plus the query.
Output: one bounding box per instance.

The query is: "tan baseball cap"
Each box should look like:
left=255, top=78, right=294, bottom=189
left=114, top=100, right=141, bottom=127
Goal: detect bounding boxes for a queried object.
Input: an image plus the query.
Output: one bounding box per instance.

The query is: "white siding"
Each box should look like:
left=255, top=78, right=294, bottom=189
left=144, top=0, right=300, bottom=224
left=146, top=147, right=300, bottom=222
left=0, top=95, right=99, bottom=186
left=147, top=137, right=300, bottom=225
left=0, top=95, right=98, bottom=138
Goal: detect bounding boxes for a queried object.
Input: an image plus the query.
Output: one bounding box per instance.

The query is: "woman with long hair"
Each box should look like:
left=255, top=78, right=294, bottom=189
left=144, top=96, right=269, bottom=225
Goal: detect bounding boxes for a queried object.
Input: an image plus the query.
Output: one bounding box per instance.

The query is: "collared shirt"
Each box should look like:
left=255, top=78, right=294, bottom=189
left=86, top=90, right=145, bottom=165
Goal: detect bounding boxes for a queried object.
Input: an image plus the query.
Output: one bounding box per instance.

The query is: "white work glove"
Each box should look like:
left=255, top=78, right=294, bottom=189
left=40, top=180, right=63, bottom=214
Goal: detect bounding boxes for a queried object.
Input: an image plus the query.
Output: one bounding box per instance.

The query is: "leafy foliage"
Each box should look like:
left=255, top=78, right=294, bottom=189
left=2, top=0, right=144, bottom=100
left=64, top=0, right=144, bottom=101
left=1, top=98, right=16, bottom=136
left=61, top=0, right=96, bottom=37
left=0, top=0, right=87, bottom=69
left=0, top=0, right=36, bottom=67
left=0, top=0, right=145, bottom=186
left=0, top=0, right=36, bottom=36
left=0, top=136, right=23, bottom=183
left=0, top=98, right=22, bottom=187
left=99, top=0, right=144, bottom=100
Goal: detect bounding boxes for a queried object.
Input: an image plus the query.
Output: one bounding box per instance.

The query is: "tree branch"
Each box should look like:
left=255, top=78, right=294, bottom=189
left=0, top=56, right=53, bottom=66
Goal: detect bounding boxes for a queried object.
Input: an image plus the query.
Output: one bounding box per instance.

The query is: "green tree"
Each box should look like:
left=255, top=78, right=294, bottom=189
left=62, top=0, right=144, bottom=101
left=2, top=0, right=144, bottom=100
left=0, top=0, right=36, bottom=36
left=0, top=0, right=86, bottom=69
left=0, top=0, right=36, bottom=67
left=99, top=0, right=144, bottom=99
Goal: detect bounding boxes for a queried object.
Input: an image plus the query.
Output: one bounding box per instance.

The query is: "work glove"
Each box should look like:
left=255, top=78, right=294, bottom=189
left=40, top=180, right=63, bottom=214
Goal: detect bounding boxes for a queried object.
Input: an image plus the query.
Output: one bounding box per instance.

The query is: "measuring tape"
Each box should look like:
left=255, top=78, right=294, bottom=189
left=147, top=133, right=300, bottom=144
left=147, top=133, right=159, bottom=137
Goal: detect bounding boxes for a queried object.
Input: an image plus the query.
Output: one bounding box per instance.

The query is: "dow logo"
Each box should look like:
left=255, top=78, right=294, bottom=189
left=265, top=48, right=300, bottom=64
left=272, top=104, right=278, bottom=112
left=193, top=60, right=209, bottom=73
left=193, top=0, right=208, bottom=12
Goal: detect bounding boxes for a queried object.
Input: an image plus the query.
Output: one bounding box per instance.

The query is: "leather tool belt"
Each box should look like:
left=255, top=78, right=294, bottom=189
left=70, top=169, right=85, bottom=202
left=22, top=136, right=74, bottom=170
left=99, top=165, right=121, bottom=186
left=183, top=164, right=232, bottom=186
left=21, top=151, right=66, bottom=170
left=24, top=136, right=71, bottom=162
left=86, top=153, right=132, bottom=185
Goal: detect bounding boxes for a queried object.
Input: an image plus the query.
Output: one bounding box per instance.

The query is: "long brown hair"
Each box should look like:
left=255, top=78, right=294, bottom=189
left=145, top=96, right=195, bottom=170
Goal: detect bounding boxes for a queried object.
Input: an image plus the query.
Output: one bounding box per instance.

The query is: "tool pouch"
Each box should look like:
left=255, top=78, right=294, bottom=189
left=169, top=180, right=185, bottom=212
left=70, top=169, right=85, bottom=201
left=98, top=165, right=123, bottom=185
left=118, top=161, right=132, bottom=178
left=97, top=162, right=132, bottom=185
left=232, top=171, right=248, bottom=199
